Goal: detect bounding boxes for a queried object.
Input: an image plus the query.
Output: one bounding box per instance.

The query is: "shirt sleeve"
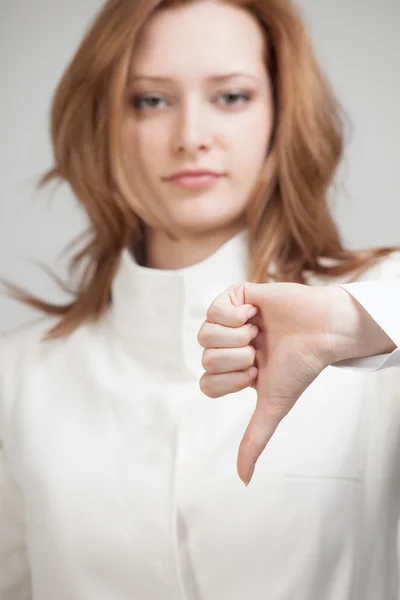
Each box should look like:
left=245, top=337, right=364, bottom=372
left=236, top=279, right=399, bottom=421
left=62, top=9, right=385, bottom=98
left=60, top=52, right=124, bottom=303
left=0, top=441, right=32, bottom=600
left=333, top=280, right=400, bottom=372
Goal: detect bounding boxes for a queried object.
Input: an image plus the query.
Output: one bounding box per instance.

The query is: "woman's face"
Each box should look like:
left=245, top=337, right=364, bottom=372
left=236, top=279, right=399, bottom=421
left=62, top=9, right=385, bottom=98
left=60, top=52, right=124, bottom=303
left=122, top=1, right=274, bottom=237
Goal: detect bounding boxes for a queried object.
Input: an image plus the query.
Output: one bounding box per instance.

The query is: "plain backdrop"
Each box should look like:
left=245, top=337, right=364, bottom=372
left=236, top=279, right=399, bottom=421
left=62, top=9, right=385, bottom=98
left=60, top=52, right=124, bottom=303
left=0, top=0, right=399, bottom=333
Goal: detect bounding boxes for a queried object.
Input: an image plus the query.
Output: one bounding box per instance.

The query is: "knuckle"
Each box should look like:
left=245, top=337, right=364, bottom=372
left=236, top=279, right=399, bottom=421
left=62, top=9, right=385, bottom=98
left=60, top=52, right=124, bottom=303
left=206, top=304, right=220, bottom=324
left=197, top=323, right=215, bottom=348
left=199, top=374, right=209, bottom=396
left=199, top=374, right=217, bottom=398
left=201, top=350, right=219, bottom=373
left=197, top=324, right=208, bottom=347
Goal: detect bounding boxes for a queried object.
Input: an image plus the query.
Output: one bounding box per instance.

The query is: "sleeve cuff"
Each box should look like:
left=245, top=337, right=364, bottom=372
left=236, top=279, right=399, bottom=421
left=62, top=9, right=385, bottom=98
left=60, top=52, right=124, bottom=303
left=333, top=347, right=400, bottom=372
left=332, top=282, right=400, bottom=372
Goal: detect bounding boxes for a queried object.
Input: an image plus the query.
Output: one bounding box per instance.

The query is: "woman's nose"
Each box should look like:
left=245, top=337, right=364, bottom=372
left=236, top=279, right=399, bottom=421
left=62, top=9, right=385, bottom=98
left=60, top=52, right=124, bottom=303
left=172, top=102, right=212, bottom=156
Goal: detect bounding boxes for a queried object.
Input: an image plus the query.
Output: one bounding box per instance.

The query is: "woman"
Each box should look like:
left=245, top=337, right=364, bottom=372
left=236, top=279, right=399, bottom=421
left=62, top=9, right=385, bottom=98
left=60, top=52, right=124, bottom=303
left=1, top=0, right=399, bottom=599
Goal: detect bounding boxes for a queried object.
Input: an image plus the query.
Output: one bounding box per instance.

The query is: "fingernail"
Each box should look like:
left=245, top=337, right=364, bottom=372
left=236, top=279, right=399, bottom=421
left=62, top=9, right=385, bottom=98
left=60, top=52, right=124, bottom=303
left=249, top=366, right=258, bottom=380
left=251, top=325, right=259, bottom=339
left=247, top=306, right=258, bottom=319
left=245, top=463, right=256, bottom=487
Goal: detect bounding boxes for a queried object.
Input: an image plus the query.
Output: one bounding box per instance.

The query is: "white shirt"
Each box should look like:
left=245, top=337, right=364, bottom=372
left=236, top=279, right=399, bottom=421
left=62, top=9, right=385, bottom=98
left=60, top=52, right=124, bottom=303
left=1, top=231, right=400, bottom=600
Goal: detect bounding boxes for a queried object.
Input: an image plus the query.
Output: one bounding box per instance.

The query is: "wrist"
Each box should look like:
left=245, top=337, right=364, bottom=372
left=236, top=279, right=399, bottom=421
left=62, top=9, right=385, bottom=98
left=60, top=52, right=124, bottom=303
left=325, top=285, right=396, bottom=364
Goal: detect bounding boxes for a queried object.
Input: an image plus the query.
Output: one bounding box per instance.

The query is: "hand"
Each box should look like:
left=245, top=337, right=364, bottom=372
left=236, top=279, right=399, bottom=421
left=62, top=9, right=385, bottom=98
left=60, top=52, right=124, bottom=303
left=198, top=282, right=395, bottom=486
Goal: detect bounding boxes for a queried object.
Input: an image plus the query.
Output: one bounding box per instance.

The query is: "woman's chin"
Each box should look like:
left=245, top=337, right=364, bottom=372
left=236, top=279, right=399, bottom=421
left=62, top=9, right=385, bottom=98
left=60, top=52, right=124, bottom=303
left=165, top=204, right=246, bottom=238
left=170, top=216, right=243, bottom=238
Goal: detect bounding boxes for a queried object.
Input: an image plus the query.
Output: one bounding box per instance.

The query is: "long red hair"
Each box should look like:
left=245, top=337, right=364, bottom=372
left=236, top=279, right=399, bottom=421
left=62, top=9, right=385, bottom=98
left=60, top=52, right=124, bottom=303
left=6, top=0, right=396, bottom=337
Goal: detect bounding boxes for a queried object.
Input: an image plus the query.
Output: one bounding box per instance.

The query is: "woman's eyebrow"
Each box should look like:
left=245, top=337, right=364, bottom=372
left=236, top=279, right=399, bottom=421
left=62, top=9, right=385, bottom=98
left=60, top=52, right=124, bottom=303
left=129, top=72, right=260, bottom=83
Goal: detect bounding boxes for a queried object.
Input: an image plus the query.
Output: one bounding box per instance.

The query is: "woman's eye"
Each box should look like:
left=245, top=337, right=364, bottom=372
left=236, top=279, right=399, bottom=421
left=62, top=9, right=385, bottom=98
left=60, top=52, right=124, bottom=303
left=131, top=91, right=253, bottom=112
left=132, top=95, right=168, bottom=111
left=215, top=91, right=252, bottom=107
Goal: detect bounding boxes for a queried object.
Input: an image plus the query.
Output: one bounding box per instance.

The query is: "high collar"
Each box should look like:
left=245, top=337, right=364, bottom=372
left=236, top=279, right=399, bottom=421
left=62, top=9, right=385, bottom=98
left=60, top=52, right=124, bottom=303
left=107, top=231, right=249, bottom=380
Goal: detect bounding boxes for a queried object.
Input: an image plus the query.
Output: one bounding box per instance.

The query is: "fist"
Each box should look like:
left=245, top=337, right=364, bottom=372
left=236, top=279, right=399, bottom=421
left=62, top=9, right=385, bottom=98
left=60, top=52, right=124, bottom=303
left=198, top=295, right=259, bottom=399
left=198, top=282, right=335, bottom=486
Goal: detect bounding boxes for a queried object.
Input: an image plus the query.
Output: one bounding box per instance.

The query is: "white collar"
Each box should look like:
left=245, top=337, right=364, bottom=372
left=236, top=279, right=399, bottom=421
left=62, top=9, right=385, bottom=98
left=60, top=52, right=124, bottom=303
left=107, top=231, right=249, bottom=379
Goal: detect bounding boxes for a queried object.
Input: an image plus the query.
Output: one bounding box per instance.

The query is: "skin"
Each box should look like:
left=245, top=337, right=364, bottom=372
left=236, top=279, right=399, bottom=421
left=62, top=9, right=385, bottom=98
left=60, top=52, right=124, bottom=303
left=121, top=1, right=397, bottom=486
left=198, top=284, right=396, bottom=485
left=122, top=1, right=274, bottom=269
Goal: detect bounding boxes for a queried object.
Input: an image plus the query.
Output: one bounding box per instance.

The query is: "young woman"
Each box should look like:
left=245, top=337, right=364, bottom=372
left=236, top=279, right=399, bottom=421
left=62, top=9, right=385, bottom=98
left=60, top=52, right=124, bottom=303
left=1, top=1, right=399, bottom=599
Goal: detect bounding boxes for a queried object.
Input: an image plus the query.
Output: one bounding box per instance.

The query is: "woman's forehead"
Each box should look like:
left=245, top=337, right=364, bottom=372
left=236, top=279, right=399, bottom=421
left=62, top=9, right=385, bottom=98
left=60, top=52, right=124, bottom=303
left=130, top=2, right=267, bottom=79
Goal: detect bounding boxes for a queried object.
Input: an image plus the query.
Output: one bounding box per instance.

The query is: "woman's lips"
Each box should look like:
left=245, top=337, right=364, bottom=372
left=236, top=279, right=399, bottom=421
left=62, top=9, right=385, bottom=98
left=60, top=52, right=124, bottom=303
left=167, top=171, right=224, bottom=190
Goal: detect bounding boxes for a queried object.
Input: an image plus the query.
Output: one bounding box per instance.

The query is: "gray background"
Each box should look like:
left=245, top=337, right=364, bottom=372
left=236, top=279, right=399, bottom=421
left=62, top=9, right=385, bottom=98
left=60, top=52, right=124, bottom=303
left=0, top=0, right=399, bottom=333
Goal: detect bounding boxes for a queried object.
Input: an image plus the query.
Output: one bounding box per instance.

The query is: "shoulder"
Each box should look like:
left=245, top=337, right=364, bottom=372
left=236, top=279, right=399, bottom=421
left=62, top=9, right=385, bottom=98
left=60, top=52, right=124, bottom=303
left=307, top=250, right=400, bottom=286
left=0, top=317, right=103, bottom=436
left=0, top=318, right=52, bottom=378
left=0, top=318, right=60, bottom=374
left=0, top=320, right=56, bottom=429
left=353, top=250, right=400, bottom=282
left=369, top=250, right=400, bottom=280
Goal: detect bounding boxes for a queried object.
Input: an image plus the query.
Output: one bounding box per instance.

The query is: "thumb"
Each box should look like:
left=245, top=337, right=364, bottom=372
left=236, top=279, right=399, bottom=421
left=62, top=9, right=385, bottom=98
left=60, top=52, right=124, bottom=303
left=237, top=396, right=284, bottom=486
left=244, top=281, right=291, bottom=313
left=207, top=284, right=258, bottom=327
left=243, top=281, right=269, bottom=307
